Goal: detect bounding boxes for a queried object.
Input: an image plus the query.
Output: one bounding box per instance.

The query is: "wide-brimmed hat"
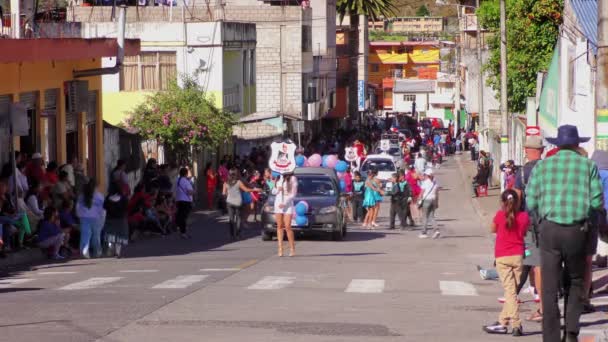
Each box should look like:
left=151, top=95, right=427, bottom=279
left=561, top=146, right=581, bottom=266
left=546, top=125, right=590, bottom=146
left=524, top=136, right=545, bottom=149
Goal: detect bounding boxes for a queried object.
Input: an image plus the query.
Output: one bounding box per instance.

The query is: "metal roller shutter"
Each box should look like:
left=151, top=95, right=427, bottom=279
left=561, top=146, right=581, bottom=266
left=66, top=112, right=77, bottom=133
left=44, top=89, right=59, bottom=116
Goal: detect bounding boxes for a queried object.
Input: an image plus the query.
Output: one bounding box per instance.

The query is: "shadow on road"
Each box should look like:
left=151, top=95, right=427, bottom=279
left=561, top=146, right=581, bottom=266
left=0, top=287, right=43, bottom=294
left=304, top=252, right=386, bottom=257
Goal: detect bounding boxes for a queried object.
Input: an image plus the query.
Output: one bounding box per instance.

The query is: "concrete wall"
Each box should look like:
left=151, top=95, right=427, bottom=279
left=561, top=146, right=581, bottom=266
left=392, top=92, right=428, bottom=116
left=462, top=49, right=500, bottom=121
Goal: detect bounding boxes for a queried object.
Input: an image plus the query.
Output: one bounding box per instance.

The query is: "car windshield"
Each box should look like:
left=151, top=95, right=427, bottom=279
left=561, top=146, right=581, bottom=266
left=296, top=176, right=337, bottom=197
left=375, top=147, right=400, bottom=156
left=362, top=159, right=396, bottom=172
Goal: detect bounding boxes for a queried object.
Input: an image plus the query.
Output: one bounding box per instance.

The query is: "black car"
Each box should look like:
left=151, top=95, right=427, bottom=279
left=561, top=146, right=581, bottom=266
left=261, top=167, right=347, bottom=241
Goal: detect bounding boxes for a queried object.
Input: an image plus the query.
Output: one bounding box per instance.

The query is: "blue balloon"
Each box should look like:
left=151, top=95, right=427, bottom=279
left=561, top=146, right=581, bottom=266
left=322, top=155, right=329, bottom=168
left=339, top=179, right=346, bottom=191
left=271, top=171, right=280, bottom=178
left=295, top=215, right=308, bottom=226
left=295, top=202, right=308, bottom=216
left=295, top=155, right=306, bottom=167
left=335, top=160, right=348, bottom=173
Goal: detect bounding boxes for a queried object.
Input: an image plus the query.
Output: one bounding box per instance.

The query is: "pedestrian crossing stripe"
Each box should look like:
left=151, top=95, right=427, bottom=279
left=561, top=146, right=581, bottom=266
left=0, top=278, right=34, bottom=288
left=59, top=277, right=123, bottom=290
left=152, top=275, right=208, bottom=289
left=345, top=279, right=385, bottom=293
left=439, top=281, right=478, bottom=296
left=247, top=276, right=295, bottom=290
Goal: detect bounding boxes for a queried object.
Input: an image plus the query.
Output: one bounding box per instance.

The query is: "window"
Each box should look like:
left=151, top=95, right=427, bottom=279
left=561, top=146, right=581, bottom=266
left=371, top=63, right=380, bottom=72
left=120, top=51, right=177, bottom=91
left=243, top=51, right=248, bottom=85
left=403, top=94, right=416, bottom=102
left=249, top=49, right=256, bottom=85
left=302, top=25, right=312, bottom=52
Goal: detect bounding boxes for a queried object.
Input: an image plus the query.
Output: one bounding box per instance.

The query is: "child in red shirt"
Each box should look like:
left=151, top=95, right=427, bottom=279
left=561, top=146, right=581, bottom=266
left=484, top=189, right=529, bottom=336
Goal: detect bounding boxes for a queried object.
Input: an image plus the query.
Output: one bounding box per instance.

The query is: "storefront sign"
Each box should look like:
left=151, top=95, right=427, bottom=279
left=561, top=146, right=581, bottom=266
left=358, top=80, right=365, bottom=111
left=526, top=126, right=541, bottom=136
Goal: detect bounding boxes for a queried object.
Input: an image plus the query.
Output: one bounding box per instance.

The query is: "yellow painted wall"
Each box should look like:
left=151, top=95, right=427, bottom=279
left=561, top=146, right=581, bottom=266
left=368, top=45, right=440, bottom=86
left=0, top=59, right=106, bottom=189
left=103, top=91, right=153, bottom=125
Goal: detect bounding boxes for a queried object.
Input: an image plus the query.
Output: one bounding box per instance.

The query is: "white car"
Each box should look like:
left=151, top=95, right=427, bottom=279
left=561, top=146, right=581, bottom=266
left=374, top=145, right=404, bottom=170
left=360, top=154, right=398, bottom=192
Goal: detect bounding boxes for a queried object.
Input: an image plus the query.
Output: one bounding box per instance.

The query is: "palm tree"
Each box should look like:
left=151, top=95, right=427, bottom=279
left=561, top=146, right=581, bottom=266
left=337, top=0, right=397, bottom=123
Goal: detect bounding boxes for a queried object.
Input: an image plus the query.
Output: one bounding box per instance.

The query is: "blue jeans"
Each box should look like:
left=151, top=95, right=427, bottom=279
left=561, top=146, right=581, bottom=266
left=80, top=217, right=102, bottom=257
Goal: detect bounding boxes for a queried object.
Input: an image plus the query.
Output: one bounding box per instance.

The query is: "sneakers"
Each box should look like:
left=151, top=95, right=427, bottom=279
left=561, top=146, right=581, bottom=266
left=418, top=233, right=429, bottom=239
left=432, top=231, right=441, bottom=239
left=483, top=322, right=508, bottom=334
left=498, top=297, right=522, bottom=304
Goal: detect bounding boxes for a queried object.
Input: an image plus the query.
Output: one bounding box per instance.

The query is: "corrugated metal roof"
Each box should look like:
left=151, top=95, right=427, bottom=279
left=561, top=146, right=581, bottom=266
left=393, top=79, right=436, bottom=93
left=570, top=0, right=598, bottom=54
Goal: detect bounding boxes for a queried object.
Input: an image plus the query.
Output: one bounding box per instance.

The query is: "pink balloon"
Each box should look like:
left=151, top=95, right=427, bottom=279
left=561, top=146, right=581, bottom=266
left=326, top=155, right=339, bottom=169
left=304, top=160, right=310, bottom=167
left=308, top=154, right=322, bottom=167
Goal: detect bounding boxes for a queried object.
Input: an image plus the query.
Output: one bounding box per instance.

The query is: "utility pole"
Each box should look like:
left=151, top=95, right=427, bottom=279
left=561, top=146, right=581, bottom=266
left=454, top=6, right=462, bottom=138
left=476, top=0, right=485, bottom=150
left=499, top=0, right=509, bottom=170
left=596, top=0, right=608, bottom=151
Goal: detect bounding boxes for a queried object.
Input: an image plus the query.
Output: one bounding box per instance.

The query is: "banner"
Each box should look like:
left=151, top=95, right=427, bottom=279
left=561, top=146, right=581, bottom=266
left=269, top=141, right=297, bottom=174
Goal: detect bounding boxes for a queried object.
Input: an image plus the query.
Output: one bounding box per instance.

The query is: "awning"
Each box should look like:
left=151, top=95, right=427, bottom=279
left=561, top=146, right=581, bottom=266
left=233, top=121, right=282, bottom=140
left=239, top=112, right=301, bottom=123
left=393, top=79, right=435, bottom=93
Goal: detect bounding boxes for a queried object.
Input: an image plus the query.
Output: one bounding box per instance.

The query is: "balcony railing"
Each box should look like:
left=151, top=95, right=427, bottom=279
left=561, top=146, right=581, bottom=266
left=223, top=84, right=241, bottom=114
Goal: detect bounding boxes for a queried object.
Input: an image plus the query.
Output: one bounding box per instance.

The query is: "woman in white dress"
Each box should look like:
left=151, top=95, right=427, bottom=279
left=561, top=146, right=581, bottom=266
left=272, top=173, right=298, bottom=257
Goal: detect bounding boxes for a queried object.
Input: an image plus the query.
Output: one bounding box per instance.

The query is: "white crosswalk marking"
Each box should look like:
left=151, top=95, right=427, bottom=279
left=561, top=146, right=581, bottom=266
left=200, top=268, right=241, bottom=272
left=345, top=279, right=385, bottom=293
left=439, top=281, right=478, bottom=296
left=0, top=278, right=34, bottom=288
left=247, top=276, right=295, bottom=290
left=37, top=271, right=77, bottom=275
left=59, top=277, right=123, bottom=290
left=152, top=275, right=208, bottom=289
left=119, top=270, right=159, bottom=273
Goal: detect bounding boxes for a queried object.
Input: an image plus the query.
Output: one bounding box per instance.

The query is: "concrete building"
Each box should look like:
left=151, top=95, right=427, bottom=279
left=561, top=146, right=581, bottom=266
left=387, top=17, right=445, bottom=34
left=0, top=37, right=141, bottom=189
left=537, top=0, right=598, bottom=153
left=391, top=75, right=457, bottom=122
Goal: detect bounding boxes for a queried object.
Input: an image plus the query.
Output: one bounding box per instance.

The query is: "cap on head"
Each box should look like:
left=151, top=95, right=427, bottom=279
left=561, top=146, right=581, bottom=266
left=32, top=152, right=42, bottom=159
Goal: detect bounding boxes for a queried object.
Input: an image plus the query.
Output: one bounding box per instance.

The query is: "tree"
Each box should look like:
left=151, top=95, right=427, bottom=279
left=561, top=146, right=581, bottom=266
left=126, top=76, right=237, bottom=160
left=337, top=0, right=397, bottom=121
left=416, top=4, right=431, bottom=17
left=477, top=0, right=562, bottom=113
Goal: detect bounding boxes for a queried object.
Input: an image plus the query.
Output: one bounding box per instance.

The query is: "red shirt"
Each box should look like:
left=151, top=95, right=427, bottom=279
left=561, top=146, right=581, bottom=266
left=353, top=143, right=365, bottom=158
left=493, top=210, right=530, bottom=258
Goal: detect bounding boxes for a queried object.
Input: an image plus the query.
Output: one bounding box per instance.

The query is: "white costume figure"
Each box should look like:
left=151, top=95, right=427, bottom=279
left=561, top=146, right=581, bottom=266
left=345, top=147, right=361, bottom=173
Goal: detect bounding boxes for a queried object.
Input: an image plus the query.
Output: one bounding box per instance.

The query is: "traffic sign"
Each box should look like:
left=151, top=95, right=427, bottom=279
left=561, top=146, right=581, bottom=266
left=526, top=126, right=540, bottom=136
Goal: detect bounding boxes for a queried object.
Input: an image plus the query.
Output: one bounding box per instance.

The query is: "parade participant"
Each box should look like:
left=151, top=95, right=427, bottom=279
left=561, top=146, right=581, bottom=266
left=175, top=167, right=194, bottom=239
left=388, top=172, right=411, bottom=230
left=526, top=125, right=604, bottom=342
left=76, top=178, right=105, bottom=258
left=362, top=168, right=383, bottom=229
left=272, top=172, right=297, bottom=256
left=502, top=160, right=516, bottom=190
left=353, top=139, right=367, bottom=160
left=483, top=190, right=529, bottom=336
left=223, top=168, right=260, bottom=240
left=418, top=168, right=439, bottom=239
left=405, top=165, right=421, bottom=226
left=414, top=152, right=427, bottom=177
left=512, top=135, right=544, bottom=322
left=103, top=182, right=129, bottom=258
left=205, top=163, right=218, bottom=210
left=269, top=141, right=298, bottom=257
left=351, top=171, right=365, bottom=223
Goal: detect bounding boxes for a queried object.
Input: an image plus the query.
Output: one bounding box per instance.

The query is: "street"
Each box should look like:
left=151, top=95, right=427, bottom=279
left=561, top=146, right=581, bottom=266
left=0, top=157, right=542, bottom=342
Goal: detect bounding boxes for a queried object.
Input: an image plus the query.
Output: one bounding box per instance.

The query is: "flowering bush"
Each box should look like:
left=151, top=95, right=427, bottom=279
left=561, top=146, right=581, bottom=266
left=127, top=76, right=237, bottom=156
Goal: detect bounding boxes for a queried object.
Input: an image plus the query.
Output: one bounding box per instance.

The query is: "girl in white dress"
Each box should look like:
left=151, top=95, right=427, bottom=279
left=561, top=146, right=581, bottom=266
left=272, top=173, right=298, bottom=257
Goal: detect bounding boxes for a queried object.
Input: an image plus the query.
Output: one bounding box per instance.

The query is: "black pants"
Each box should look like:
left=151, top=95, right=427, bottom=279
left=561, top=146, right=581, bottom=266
left=540, top=220, right=588, bottom=341
left=352, top=196, right=364, bottom=222
left=227, top=205, right=242, bottom=239
left=175, top=201, right=192, bottom=234
left=389, top=202, right=407, bottom=229
left=516, top=265, right=532, bottom=295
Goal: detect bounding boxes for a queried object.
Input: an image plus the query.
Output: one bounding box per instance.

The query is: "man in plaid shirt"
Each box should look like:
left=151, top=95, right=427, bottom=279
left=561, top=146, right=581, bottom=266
left=526, top=125, right=604, bottom=342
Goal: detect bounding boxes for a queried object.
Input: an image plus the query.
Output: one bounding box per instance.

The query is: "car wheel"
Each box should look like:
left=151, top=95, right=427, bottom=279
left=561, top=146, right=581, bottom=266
left=261, top=230, right=273, bottom=241
left=342, top=223, right=347, bottom=237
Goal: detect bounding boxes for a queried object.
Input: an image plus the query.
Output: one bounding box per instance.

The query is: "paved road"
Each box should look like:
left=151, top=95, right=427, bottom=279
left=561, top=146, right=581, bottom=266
left=0, top=157, right=547, bottom=341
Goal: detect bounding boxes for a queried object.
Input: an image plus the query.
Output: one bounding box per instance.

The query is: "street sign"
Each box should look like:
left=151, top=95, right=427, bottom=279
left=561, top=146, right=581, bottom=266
left=379, top=139, right=390, bottom=152
left=357, top=80, right=365, bottom=111
left=526, top=126, right=541, bottom=136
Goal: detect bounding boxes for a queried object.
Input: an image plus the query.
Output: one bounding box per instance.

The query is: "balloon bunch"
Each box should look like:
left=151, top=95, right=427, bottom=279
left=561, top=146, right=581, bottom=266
left=294, top=201, right=309, bottom=226
left=294, top=153, right=351, bottom=192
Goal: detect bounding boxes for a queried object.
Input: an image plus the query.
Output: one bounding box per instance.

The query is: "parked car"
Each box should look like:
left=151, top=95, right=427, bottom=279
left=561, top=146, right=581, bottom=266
left=374, top=146, right=403, bottom=170
left=360, top=154, right=398, bottom=192
left=261, top=167, right=347, bottom=241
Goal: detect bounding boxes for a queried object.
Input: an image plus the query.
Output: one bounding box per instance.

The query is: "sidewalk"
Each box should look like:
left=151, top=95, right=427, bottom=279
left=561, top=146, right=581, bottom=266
left=456, top=153, right=608, bottom=342
left=0, top=207, right=222, bottom=270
